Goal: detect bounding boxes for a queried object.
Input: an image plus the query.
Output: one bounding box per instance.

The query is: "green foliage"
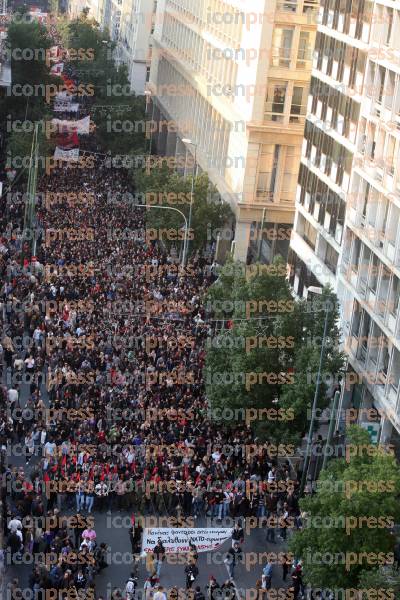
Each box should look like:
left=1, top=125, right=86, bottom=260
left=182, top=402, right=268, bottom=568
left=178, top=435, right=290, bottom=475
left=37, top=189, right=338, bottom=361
left=289, top=426, right=400, bottom=589
left=358, top=567, right=400, bottom=598
left=205, top=264, right=345, bottom=443
left=2, top=19, right=55, bottom=121
left=136, top=169, right=232, bottom=253
left=48, top=0, right=59, bottom=15
left=62, top=18, right=146, bottom=154
left=6, top=127, right=50, bottom=178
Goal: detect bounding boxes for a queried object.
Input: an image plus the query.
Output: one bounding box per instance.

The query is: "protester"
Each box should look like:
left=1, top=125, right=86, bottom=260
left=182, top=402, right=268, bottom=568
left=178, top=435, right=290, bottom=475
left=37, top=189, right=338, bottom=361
left=152, top=539, right=166, bottom=579
left=185, top=561, right=199, bottom=589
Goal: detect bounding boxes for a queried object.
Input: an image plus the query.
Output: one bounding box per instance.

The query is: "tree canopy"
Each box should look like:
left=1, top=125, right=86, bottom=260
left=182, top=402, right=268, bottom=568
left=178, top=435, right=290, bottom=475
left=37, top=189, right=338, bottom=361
left=204, top=257, right=345, bottom=444
left=289, top=426, right=400, bottom=590
left=135, top=167, right=233, bottom=254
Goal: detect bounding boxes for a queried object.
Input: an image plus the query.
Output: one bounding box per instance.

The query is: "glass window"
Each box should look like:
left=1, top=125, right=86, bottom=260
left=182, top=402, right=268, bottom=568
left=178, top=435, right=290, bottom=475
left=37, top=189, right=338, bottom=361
left=257, top=145, right=280, bottom=199
left=265, top=82, right=287, bottom=122
left=297, top=31, right=312, bottom=69
left=290, top=85, right=308, bottom=122
left=272, top=28, right=293, bottom=67
left=277, top=0, right=297, bottom=11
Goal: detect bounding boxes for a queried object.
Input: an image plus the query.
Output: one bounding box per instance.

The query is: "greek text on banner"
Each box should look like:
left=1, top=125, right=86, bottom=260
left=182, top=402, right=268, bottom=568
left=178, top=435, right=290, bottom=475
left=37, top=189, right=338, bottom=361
left=141, top=528, right=233, bottom=554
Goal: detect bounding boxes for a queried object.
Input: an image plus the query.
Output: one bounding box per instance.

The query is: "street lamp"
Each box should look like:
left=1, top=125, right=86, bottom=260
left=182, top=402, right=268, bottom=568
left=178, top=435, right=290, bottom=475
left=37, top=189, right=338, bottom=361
left=144, top=90, right=154, bottom=156
left=300, top=285, right=331, bottom=494
left=132, top=203, right=188, bottom=267
left=181, top=138, right=197, bottom=266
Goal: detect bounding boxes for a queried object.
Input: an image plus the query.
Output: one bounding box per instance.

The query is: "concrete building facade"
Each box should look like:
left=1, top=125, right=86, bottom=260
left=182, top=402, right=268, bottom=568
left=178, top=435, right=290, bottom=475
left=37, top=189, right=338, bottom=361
left=288, top=0, right=400, bottom=446
left=66, top=0, right=155, bottom=94
left=148, top=0, right=318, bottom=263
left=112, top=0, right=156, bottom=93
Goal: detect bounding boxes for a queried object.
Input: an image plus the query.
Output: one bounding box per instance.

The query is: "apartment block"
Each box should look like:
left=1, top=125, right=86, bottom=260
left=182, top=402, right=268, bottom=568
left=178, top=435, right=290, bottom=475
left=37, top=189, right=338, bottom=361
left=112, top=0, right=156, bottom=93
left=148, top=0, right=318, bottom=263
left=288, top=0, right=400, bottom=447
left=66, top=0, right=105, bottom=22
left=66, top=0, right=155, bottom=94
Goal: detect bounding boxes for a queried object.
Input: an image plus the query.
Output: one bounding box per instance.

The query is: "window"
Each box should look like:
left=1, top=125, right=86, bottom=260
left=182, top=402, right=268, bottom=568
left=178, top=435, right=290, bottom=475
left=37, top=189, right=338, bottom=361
left=385, top=7, right=393, bottom=45
left=303, top=0, right=318, bottom=13
left=386, top=135, right=396, bottom=176
left=265, top=83, right=287, bottom=122
left=290, top=85, right=308, bottom=122
left=369, top=254, right=379, bottom=293
left=257, top=145, right=280, bottom=199
left=277, top=0, right=297, bottom=11
left=281, top=146, right=299, bottom=201
left=303, top=220, right=317, bottom=249
left=325, top=244, right=338, bottom=273
left=297, top=31, right=312, bottom=68
left=272, top=28, right=293, bottom=67
left=390, top=276, right=400, bottom=316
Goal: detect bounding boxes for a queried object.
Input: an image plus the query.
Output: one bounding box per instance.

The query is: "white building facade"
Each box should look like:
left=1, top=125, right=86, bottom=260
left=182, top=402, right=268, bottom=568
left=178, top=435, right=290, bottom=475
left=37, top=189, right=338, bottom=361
left=149, top=0, right=318, bottom=263
left=288, top=0, right=400, bottom=446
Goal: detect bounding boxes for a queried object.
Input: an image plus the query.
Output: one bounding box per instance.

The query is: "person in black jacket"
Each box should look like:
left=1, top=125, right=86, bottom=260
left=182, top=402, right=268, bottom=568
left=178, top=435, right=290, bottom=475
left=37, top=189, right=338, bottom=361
left=185, top=560, right=199, bottom=589
left=206, top=576, right=220, bottom=600
left=153, top=539, right=166, bottom=578
left=194, top=585, right=205, bottom=600
left=225, top=542, right=243, bottom=580
left=231, top=521, right=244, bottom=547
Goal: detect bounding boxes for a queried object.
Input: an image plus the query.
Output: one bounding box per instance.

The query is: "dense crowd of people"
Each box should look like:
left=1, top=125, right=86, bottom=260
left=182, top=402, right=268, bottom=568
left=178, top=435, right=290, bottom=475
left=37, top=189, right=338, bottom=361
left=0, top=46, right=304, bottom=600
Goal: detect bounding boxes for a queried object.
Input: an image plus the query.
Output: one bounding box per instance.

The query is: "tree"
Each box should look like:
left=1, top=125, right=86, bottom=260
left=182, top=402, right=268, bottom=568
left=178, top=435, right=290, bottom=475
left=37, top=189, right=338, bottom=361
left=204, top=259, right=345, bottom=443
left=2, top=19, right=55, bottom=122
left=358, top=567, right=400, bottom=598
left=61, top=18, right=146, bottom=154
left=6, top=126, right=50, bottom=179
left=289, top=426, right=400, bottom=590
left=48, top=0, right=59, bottom=15
left=94, top=96, right=146, bottom=155
left=135, top=168, right=232, bottom=254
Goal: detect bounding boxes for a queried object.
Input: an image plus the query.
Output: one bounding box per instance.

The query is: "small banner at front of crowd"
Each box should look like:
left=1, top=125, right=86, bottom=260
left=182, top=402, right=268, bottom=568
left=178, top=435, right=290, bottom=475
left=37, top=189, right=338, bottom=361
left=50, top=62, right=64, bottom=75
left=54, top=147, right=80, bottom=162
left=54, top=102, right=80, bottom=113
left=51, top=116, right=90, bottom=135
left=141, top=528, right=233, bottom=554
left=55, top=91, right=74, bottom=103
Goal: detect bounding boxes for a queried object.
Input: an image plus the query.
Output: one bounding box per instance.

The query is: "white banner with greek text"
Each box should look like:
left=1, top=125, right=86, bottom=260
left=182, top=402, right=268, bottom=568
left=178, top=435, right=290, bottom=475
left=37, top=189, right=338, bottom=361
left=141, top=528, right=233, bottom=554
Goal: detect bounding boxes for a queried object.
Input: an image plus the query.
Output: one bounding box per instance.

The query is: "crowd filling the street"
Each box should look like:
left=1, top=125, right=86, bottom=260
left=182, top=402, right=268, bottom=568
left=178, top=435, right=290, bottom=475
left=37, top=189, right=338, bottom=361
left=4, top=5, right=400, bottom=600
left=0, top=44, right=304, bottom=599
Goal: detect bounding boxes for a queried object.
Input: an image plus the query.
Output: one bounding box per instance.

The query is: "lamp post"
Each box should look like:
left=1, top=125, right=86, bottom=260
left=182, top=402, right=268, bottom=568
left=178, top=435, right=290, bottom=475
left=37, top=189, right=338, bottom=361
left=134, top=203, right=187, bottom=266
left=300, top=285, right=331, bottom=494
left=181, top=138, right=197, bottom=266
left=322, top=389, right=341, bottom=471
left=144, top=90, right=154, bottom=156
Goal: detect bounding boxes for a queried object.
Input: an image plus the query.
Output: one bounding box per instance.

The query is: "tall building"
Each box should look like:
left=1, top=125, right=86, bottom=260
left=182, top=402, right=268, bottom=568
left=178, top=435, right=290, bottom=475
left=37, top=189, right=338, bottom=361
left=106, top=0, right=156, bottom=93
left=66, top=0, right=104, bottom=22
left=66, top=0, right=154, bottom=94
left=288, top=0, right=400, bottom=446
left=148, top=0, right=318, bottom=263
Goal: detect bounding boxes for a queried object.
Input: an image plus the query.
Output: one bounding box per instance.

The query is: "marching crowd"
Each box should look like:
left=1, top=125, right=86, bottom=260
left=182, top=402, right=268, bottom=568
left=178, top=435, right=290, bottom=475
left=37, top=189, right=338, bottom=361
left=0, top=50, right=304, bottom=600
